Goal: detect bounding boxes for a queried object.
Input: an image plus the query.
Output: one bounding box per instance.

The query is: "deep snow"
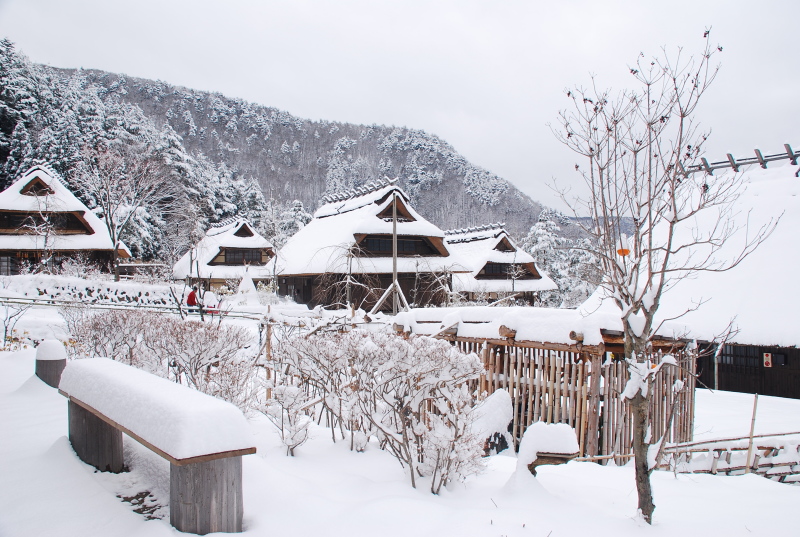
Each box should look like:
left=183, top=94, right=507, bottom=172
left=2, top=346, right=800, bottom=537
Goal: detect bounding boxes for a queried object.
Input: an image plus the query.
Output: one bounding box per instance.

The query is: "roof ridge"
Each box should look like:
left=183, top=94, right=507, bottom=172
left=444, top=222, right=506, bottom=236
left=22, top=161, right=69, bottom=188
left=319, top=177, right=398, bottom=205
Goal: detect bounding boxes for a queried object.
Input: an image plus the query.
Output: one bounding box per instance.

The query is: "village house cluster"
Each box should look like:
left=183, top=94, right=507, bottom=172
left=0, top=164, right=556, bottom=309
left=2, top=163, right=798, bottom=404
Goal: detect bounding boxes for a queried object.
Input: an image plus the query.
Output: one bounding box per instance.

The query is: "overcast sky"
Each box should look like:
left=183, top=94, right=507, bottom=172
left=0, top=0, right=797, bottom=211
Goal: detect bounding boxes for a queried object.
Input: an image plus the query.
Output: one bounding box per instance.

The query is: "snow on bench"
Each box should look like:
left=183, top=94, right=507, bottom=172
left=517, top=421, right=580, bottom=476
left=58, top=358, right=255, bottom=534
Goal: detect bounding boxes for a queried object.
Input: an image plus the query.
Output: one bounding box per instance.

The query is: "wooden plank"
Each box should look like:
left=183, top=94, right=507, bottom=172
left=63, top=394, right=255, bottom=466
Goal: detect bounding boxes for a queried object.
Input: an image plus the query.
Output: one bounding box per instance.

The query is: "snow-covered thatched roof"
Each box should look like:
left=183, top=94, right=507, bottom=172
left=588, top=162, right=800, bottom=348
left=276, top=180, right=465, bottom=276
left=172, top=218, right=275, bottom=280
left=444, top=223, right=557, bottom=293
left=0, top=163, right=129, bottom=256
left=654, top=162, right=800, bottom=347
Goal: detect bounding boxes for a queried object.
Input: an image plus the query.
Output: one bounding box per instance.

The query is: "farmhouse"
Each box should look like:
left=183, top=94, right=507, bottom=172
left=275, top=179, right=466, bottom=309
left=651, top=163, right=800, bottom=399
left=0, top=163, right=129, bottom=275
left=172, top=218, right=275, bottom=290
left=444, top=223, right=556, bottom=303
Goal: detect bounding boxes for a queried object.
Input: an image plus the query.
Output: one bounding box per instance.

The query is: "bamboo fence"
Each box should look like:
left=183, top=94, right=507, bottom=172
left=453, top=339, right=696, bottom=461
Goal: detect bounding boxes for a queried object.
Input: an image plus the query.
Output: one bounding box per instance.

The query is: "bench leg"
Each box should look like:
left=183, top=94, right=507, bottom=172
left=68, top=400, right=124, bottom=473
left=170, top=456, right=243, bottom=535
left=36, top=358, right=66, bottom=388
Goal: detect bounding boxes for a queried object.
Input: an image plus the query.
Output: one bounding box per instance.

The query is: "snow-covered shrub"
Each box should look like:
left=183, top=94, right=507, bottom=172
left=271, top=329, right=486, bottom=492
left=57, top=254, right=104, bottom=280
left=258, top=383, right=313, bottom=456
left=144, top=318, right=255, bottom=395
left=64, top=308, right=162, bottom=373
left=64, top=308, right=258, bottom=409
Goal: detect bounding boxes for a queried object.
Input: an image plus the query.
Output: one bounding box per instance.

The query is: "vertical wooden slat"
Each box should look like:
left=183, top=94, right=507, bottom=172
left=554, top=353, right=563, bottom=424
left=510, top=347, right=519, bottom=445
left=586, top=353, right=602, bottom=458
left=526, top=348, right=535, bottom=429
left=568, top=356, right=577, bottom=426
left=547, top=352, right=556, bottom=423
left=533, top=350, right=542, bottom=422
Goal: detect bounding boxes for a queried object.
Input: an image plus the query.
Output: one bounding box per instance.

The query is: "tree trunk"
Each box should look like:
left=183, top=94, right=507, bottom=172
left=112, top=242, right=120, bottom=282
left=631, top=392, right=655, bottom=523
left=626, top=333, right=655, bottom=524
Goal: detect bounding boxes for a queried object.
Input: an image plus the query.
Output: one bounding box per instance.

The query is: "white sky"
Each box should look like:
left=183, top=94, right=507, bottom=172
left=0, top=0, right=797, bottom=211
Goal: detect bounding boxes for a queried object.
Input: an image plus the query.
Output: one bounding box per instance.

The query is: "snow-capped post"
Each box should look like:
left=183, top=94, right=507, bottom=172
left=34, top=339, right=67, bottom=388
left=553, top=30, right=776, bottom=524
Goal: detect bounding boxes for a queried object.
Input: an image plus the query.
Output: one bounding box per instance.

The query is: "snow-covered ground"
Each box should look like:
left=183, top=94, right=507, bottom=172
left=2, top=344, right=800, bottom=536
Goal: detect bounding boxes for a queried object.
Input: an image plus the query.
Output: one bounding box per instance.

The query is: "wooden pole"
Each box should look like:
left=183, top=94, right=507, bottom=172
left=745, top=393, right=759, bottom=474
left=392, top=191, right=398, bottom=315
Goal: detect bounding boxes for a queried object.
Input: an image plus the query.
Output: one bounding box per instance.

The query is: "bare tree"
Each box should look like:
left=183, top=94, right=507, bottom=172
left=553, top=31, right=776, bottom=523
left=71, top=142, right=176, bottom=281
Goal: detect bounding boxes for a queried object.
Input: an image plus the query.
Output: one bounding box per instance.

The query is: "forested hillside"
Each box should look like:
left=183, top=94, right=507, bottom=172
left=0, top=39, right=553, bottom=262
left=65, top=68, right=546, bottom=235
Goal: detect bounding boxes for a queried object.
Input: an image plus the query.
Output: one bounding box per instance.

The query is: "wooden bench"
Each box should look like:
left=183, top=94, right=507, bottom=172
left=58, top=358, right=256, bottom=535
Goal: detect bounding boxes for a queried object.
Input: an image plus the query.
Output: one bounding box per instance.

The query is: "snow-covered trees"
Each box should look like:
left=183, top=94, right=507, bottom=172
left=521, top=209, right=599, bottom=307
left=553, top=32, right=775, bottom=523
left=71, top=142, right=178, bottom=280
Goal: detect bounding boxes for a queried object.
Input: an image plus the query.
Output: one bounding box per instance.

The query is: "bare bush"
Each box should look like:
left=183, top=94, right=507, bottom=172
left=270, top=329, right=486, bottom=492
left=63, top=307, right=258, bottom=410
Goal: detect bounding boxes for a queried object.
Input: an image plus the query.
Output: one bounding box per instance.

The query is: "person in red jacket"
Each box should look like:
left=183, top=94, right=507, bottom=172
left=187, top=285, right=199, bottom=311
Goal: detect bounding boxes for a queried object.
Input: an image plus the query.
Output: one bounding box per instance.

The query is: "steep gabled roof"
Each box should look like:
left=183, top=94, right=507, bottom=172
left=0, top=163, right=129, bottom=255
left=277, top=180, right=464, bottom=276
left=444, top=224, right=557, bottom=293
left=172, top=218, right=275, bottom=280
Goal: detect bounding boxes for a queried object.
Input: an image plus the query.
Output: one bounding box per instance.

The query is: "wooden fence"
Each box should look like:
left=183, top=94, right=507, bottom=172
left=452, top=338, right=696, bottom=462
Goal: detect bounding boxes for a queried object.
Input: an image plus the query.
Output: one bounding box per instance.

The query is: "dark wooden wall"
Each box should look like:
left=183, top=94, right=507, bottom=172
left=697, top=343, right=800, bottom=399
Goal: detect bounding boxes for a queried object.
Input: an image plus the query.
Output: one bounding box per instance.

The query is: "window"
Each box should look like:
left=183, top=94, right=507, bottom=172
left=0, top=256, right=16, bottom=276
left=361, top=235, right=437, bottom=256
left=224, top=249, right=263, bottom=265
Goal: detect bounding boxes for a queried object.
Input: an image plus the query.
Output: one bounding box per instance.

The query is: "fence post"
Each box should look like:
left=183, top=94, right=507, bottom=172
left=585, top=353, right=602, bottom=457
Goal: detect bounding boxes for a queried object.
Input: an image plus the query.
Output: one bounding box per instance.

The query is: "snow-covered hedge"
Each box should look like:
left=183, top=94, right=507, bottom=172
left=268, top=329, right=487, bottom=493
